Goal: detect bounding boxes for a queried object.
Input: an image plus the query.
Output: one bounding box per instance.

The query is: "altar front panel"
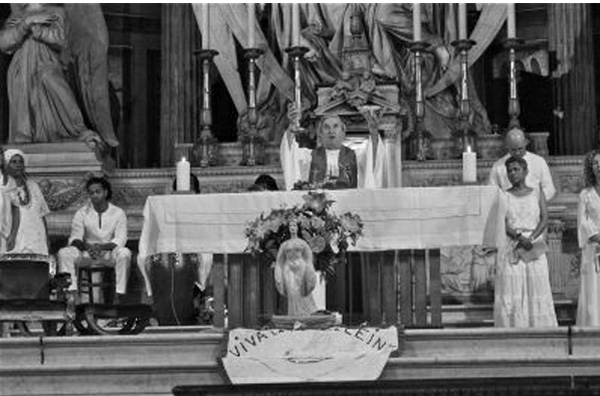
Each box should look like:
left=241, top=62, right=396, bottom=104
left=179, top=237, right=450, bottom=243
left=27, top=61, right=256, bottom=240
left=138, top=186, right=506, bottom=260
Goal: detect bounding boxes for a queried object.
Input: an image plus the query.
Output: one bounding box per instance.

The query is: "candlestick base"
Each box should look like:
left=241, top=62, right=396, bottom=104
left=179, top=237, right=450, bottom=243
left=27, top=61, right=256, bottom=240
left=408, top=128, right=433, bottom=161
left=240, top=134, right=266, bottom=166
left=194, top=130, right=219, bottom=168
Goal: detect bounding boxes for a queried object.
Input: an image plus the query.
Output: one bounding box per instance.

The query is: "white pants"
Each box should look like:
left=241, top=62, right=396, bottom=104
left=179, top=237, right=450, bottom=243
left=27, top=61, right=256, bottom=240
left=137, top=253, right=213, bottom=297
left=58, top=246, right=132, bottom=295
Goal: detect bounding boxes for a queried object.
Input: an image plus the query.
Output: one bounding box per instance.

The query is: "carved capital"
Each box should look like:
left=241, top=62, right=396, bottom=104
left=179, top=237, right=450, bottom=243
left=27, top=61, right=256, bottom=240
left=547, top=219, right=565, bottom=240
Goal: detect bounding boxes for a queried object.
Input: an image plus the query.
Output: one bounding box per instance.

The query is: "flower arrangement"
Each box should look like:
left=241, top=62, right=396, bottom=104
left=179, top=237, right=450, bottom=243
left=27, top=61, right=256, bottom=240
left=244, top=191, right=363, bottom=279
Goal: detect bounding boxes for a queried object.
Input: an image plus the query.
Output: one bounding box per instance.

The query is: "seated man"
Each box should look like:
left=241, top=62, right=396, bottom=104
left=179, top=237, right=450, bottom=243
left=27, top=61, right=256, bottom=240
left=58, top=177, right=131, bottom=300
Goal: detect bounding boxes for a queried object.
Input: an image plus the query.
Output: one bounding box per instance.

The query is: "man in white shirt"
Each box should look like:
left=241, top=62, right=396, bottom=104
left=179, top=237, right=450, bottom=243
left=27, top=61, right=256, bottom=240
left=58, top=177, right=131, bottom=298
left=488, top=127, right=556, bottom=200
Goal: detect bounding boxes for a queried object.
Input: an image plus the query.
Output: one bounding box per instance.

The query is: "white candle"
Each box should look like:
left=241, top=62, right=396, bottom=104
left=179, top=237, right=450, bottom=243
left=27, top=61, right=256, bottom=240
left=202, top=4, right=210, bottom=49
left=462, top=150, right=477, bottom=184
left=248, top=3, right=256, bottom=48
left=413, top=3, right=422, bottom=42
left=458, top=3, right=467, bottom=40
left=292, top=3, right=300, bottom=46
left=507, top=3, right=516, bottom=38
left=176, top=157, right=191, bottom=191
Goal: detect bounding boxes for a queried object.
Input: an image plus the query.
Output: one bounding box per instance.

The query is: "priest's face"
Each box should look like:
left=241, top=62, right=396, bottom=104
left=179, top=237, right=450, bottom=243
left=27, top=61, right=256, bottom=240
left=320, top=117, right=345, bottom=150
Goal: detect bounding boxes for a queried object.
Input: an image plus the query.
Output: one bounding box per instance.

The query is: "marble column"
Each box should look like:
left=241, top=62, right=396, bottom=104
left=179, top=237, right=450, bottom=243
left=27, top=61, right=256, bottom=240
left=382, top=122, right=402, bottom=188
left=160, top=4, right=201, bottom=166
left=546, top=219, right=566, bottom=297
left=548, top=4, right=596, bottom=155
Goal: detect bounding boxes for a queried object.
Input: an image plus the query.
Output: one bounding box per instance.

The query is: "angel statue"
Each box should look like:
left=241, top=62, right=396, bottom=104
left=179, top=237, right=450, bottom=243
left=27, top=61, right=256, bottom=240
left=0, top=4, right=118, bottom=155
left=274, top=218, right=318, bottom=316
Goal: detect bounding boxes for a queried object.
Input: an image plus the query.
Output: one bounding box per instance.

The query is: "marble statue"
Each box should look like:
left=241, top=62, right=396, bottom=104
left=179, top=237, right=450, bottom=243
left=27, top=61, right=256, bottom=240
left=0, top=4, right=118, bottom=155
left=274, top=219, right=318, bottom=316
left=208, top=4, right=502, bottom=143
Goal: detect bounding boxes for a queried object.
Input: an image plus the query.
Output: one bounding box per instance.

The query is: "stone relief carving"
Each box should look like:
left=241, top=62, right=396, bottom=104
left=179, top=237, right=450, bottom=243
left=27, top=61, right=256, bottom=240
left=38, top=178, right=87, bottom=212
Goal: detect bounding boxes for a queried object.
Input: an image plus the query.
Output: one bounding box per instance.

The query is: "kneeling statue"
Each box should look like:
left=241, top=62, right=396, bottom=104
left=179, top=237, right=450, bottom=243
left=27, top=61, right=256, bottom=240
left=274, top=219, right=317, bottom=316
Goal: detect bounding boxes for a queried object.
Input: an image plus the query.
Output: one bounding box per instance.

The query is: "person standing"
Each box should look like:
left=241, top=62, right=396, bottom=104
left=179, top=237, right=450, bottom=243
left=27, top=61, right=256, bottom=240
left=488, top=127, right=555, bottom=201
left=494, top=156, right=557, bottom=328
left=0, top=146, right=16, bottom=253
left=58, top=177, right=131, bottom=299
left=4, top=149, right=50, bottom=255
left=576, top=150, right=600, bottom=326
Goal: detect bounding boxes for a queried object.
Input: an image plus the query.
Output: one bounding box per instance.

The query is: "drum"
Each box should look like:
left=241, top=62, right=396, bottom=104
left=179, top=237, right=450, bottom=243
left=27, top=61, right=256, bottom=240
left=0, top=254, right=52, bottom=300
left=150, top=253, right=197, bottom=326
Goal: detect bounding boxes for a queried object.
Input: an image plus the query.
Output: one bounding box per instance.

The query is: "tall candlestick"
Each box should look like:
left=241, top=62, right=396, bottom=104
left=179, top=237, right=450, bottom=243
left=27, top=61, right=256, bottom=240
left=462, top=150, right=477, bottom=183
left=202, top=4, right=210, bottom=49
left=507, top=3, right=516, bottom=38
left=176, top=157, right=191, bottom=191
left=248, top=3, right=256, bottom=48
left=292, top=3, right=300, bottom=47
left=458, top=3, right=467, bottom=40
left=413, top=3, right=422, bottom=42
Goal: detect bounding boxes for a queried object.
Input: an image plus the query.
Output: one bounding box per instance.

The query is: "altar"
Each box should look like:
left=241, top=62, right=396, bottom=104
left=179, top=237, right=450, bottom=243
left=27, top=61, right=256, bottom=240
left=138, top=185, right=506, bottom=328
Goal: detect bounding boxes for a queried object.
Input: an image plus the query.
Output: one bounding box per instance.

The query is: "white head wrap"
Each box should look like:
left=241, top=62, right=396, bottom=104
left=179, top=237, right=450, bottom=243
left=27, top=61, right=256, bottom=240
left=4, top=149, right=26, bottom=166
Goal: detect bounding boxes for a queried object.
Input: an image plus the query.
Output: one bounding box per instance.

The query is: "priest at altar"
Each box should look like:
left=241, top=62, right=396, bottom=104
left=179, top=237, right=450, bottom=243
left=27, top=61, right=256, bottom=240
left=280, top=112, right=387, bottom=191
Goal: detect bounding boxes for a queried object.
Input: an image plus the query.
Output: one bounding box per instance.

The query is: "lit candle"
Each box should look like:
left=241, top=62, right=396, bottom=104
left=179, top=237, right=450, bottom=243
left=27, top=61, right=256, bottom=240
left=462, top=149, right=477, bottom=184
left=458, top=3, right=467, bottom=40
left=292, top=3, right=300, bottom=47
left=248, top=3, right=256, bottom=48
left=413, top=4, right=421, bottom=42
left=202, top=4, right=210, bottom=49
left=507, top=3, right=516, bottom=38
left=176, top=157, right=191, bottom=191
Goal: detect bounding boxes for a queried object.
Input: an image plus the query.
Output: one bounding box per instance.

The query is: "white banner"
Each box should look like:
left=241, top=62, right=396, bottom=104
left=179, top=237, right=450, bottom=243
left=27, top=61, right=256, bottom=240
left=221, top=327, right=398, bottom=384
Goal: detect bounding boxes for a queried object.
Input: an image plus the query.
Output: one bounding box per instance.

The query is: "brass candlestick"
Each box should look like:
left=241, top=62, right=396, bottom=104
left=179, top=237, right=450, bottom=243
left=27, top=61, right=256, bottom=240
left=285, top=46, right=309, bottom=137
left=452, top=38, right=477, bottom=155
left=503, top=37, right=524, bottom=130
left=242, top=47, right=265, bottom=166
left=408, top=41, right=432, bottom=161
left=194, top=49, right=219, bottom=167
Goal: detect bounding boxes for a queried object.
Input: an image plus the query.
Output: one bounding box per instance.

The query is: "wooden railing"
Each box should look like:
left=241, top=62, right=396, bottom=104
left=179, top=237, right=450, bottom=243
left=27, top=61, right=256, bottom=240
left=211, top=250, right=443, bottom=329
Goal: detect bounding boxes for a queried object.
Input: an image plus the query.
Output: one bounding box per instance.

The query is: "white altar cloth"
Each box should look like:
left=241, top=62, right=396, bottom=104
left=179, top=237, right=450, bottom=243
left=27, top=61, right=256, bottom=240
left=137, top=186, right=506, bottom=261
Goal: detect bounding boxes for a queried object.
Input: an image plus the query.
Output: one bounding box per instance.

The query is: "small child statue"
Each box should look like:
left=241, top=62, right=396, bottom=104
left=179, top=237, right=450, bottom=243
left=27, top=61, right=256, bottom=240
left=274, top=218, right=318, bottom=316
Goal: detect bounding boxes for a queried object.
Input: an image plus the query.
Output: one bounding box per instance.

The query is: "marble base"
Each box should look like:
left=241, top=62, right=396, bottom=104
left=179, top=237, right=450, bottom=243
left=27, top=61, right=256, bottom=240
left=4, top=142, right=102, bottom=174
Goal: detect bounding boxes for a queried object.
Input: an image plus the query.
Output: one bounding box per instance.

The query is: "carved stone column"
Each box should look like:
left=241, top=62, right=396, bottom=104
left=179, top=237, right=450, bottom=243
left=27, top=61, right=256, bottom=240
left=160, top=4, right=201, bottom=166
left=382, top=121, right=402, bottom=188
left=549, top=4, right=596, bottom=155
left=546, top=219, right=566, bottom=297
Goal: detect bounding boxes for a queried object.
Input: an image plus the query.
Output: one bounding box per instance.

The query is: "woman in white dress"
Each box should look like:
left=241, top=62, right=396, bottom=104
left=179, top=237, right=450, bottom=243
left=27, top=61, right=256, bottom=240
left=0, top=146, right=16, bottom=252
left=494, top=155, right=557, bottom=327
left=577, top=150, right=600, bottom=326
left=4, top=149, right=50, bottom=255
